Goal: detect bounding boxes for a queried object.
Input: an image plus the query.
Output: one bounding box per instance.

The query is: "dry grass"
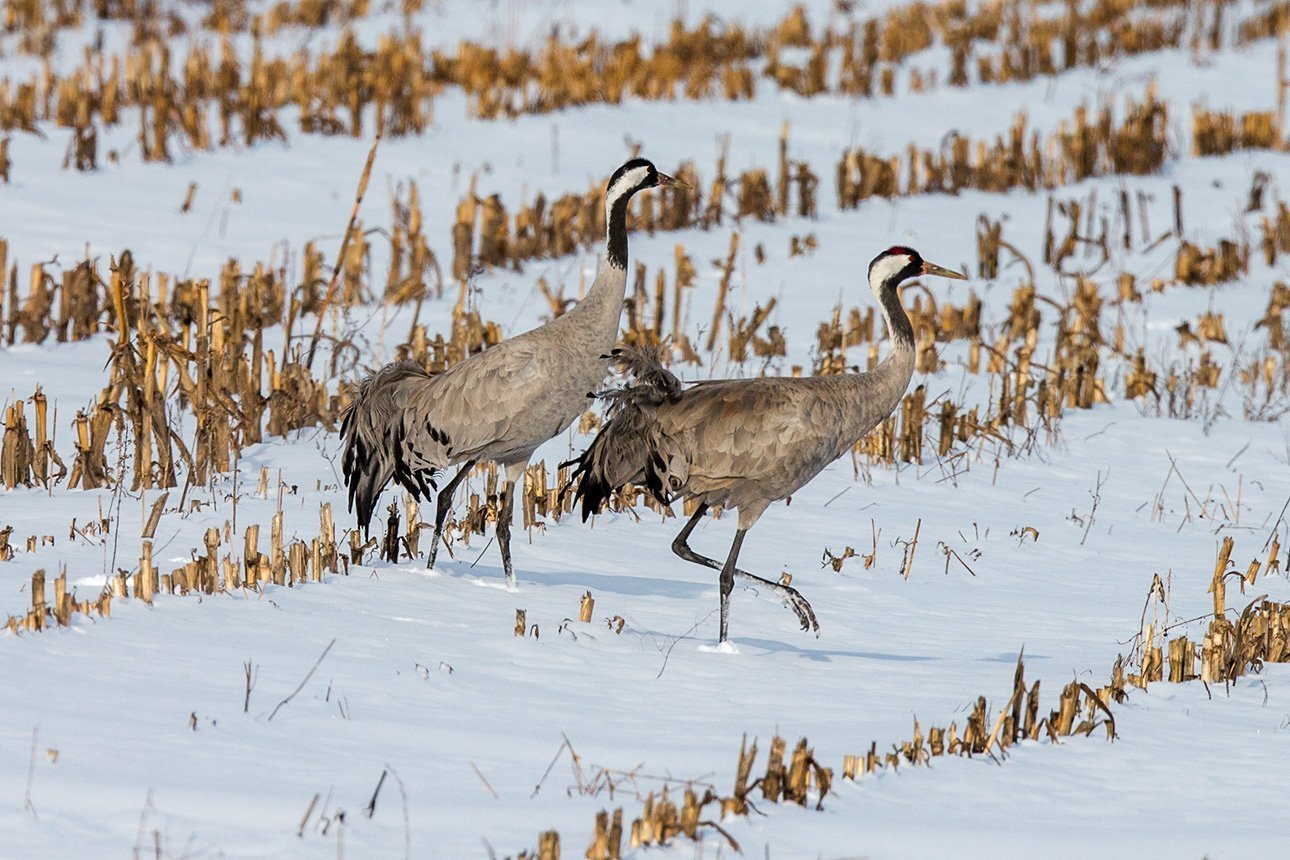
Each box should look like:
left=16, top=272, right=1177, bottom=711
left=3, top=11, right=1290, bottom=858
left=3, top=480, right=343, bottom=633
left=2, top=0, right=1286, bottom=182
left=508, top=533, right=1290, bottom=856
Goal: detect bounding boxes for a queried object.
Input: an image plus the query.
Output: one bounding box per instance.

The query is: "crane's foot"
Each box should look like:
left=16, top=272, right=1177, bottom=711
left=731, top=569, right=819, bottom=636
left=779, top=585, right=820, bottom=636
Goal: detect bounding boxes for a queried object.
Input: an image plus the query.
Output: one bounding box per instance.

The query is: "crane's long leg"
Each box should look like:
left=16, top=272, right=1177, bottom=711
left=670, top=504, right=819, bottom=635
left=426, top=460, right=477, bottom=570
left=670, top=503, right=711, bottom=557
left=717, top=529, right=746, bottom=642
left=497, top=461, right=527, bottom=588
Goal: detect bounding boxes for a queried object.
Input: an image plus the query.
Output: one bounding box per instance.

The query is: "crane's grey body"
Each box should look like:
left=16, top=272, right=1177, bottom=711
left=351, top=272, right=624, bottom=475
left=569, top=247, right=965, bottom=641
left=614, top=366, right=915, bottom=526
left=342, top=158, right=677, bottom=584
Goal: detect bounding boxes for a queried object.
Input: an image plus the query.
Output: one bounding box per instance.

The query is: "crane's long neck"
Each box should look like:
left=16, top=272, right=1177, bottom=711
left=605, top=186, right=632, bottom=271
left=876, top=280, right=915, bottom=354
left=842, top=278, right=916, bottom=439
left=570, top=190, right=633, bottom=347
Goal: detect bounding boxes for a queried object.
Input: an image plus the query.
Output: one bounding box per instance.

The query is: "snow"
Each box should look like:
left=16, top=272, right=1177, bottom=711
left=2, top=1, right=1290, bottom=857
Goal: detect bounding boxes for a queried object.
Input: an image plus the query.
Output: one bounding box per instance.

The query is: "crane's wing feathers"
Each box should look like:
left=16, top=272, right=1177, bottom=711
left=652, top=378, right=854, bottom=502
left=340, top=360, right=436, bottom=533
left=341, top=333, right=587, bottom=534
left=403, top=338, right=550, bottom=462
left=568, top=357, right=855, bottom=518
left=564, top=346, right=681, bottom=519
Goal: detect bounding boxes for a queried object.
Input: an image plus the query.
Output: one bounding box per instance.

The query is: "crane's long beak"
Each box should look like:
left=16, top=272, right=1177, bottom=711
left=656, top=172, right=689, bottom=189
left=921, top=260, right=968, bottom=280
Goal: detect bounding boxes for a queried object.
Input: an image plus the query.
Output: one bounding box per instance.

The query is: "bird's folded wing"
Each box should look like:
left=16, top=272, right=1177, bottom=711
left=399, top=337, right=574, bottom=463
left=656, top=378, right=853, bottom=485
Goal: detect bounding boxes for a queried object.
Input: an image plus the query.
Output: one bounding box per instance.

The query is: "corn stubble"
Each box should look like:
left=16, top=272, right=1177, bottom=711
left=3, top=4, right=1290, bottom=856
left=3, top=495, right=345, bottom=633
left=511, top=536, right=1290, bottom=857
left=3, top=0, right=1283, bottom=180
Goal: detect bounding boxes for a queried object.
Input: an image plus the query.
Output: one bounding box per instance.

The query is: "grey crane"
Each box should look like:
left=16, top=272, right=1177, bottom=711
left=341, top=158, right=680, bottom=585
left=566, top=246, right=967, bottom=642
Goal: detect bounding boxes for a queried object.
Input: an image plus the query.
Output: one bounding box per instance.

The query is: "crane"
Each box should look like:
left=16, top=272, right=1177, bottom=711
left=341, top=158, right=680, bottom=585
left=567, top=246, right=967, bottom=641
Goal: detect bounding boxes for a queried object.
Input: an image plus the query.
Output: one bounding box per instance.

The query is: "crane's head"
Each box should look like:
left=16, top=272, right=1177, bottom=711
left=867, top=246, right=967, bottom=295
left=605, top=158, right=684, bottom=210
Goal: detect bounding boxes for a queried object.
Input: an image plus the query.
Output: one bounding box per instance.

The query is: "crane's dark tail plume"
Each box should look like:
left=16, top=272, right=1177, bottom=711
left=562, top=346, right=682, bottom=521
left=340, top=360, right=440, bottom=535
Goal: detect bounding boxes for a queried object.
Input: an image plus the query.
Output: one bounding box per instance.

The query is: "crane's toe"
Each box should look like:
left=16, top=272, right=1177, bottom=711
left=780, top=586, right=820, bottom=635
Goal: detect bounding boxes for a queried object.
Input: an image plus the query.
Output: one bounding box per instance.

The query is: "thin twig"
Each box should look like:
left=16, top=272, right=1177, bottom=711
left=24, top=727, right=38, bottom=818
left=939, top=543, right=977, bottom=576
left=1165, top=451, right=1208, bottom=515
left=531, top=737, right=572, bottom=799
left=822, top=487, right=850, bottom=507
left=268, top=638, right=337, bottom=721
left=305, top=129, right=383, bottom=371
left=470, top=761, right=500, bottom=799
left=364, top=769, right=387, bottom=818
left=131, top=788, right=154, bottom=859
left=469, top=538, right=495, bottom=569
left=656, top=610, right=717, bottom=679
left=1080, top=470, right=1105, bottom=546
left=297, top=793, right=320, bottom=837
left=697, top=818, right=742, bottom=853
left=243, top=660, right=257, bottom=714
left=384, top=765, right=412, bottom=860
left=1262, top=496, right=1290, bottom=552
left=563, top=731, right=588, bottom=792
left=901, top=518, right=922, bottom=580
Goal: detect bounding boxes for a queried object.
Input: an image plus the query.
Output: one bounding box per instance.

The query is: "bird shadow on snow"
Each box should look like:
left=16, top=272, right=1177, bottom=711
left=732, top=635, right=943, bottom=664
left=425, top=560, right=714, bottom=600
left=522, top=566, right=712, bottom=599
left=730, top=640, right=1052, bottom=665
left=377, top=561, right=516, bottom=591
left=979, top=650, right=1050, bottom=663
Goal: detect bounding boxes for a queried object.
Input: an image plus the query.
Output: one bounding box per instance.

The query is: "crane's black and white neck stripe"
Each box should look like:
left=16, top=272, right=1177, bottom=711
left=867, top=246, right=922, bottom=348
left=604, top=158, right=664, bottom=270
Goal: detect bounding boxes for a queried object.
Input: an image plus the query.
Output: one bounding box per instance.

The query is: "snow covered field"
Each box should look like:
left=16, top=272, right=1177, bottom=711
left=2, top=1, right=1289, bottom=857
